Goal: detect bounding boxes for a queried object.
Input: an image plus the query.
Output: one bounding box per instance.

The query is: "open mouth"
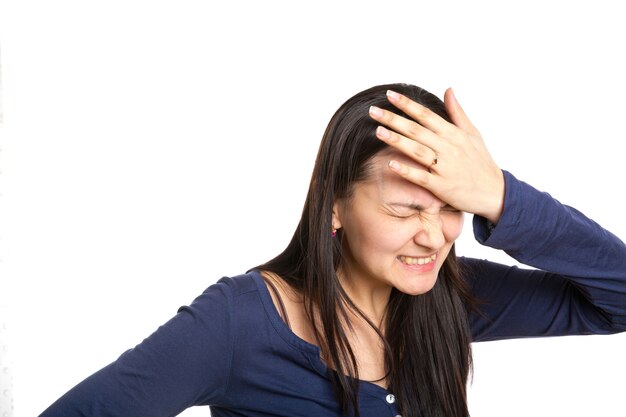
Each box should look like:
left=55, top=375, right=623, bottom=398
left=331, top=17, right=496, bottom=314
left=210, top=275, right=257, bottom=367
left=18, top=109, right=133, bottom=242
left=397, top=254, right=436, bottom=265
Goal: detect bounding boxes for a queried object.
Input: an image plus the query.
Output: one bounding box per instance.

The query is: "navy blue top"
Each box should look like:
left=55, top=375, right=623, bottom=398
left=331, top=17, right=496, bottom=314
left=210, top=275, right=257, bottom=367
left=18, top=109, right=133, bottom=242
left=40, top=171, right=626, bottom=417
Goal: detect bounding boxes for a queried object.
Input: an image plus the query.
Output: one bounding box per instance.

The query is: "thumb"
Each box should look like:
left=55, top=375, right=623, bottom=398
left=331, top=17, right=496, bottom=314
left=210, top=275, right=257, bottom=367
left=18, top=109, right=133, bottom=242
left=444, top=88, right=480, bottom=136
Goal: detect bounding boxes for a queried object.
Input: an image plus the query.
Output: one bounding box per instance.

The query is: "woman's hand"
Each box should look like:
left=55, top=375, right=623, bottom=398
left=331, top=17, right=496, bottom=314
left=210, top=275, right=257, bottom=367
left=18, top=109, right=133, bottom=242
left=369, top=88, right=505, bottom=224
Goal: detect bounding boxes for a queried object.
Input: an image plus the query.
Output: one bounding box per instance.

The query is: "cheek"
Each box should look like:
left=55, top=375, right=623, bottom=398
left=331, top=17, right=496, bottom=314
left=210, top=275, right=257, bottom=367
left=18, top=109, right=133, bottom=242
left=343, top=215, right=410, bottom=257
left=352, top=222, right=406, bottom=252
left=442, top=213, right=464, bottom=242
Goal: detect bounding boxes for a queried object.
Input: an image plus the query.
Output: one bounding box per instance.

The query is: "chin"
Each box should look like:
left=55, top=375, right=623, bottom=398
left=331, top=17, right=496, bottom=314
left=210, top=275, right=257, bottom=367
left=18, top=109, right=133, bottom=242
left=395, top=278, right=438, bottom=296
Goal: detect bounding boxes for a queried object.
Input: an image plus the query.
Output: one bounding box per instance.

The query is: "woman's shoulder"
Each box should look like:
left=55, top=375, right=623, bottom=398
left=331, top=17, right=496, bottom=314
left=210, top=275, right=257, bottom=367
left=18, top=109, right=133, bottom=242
left=213, top=270, right=263, bottom=296
left=180, top=270, right=267, bottom=322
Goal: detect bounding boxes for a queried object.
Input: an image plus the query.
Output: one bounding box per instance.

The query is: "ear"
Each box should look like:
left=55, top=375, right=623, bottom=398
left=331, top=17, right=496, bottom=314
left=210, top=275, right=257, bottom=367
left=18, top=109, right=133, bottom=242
left=332, top=201, right=343, bottom=230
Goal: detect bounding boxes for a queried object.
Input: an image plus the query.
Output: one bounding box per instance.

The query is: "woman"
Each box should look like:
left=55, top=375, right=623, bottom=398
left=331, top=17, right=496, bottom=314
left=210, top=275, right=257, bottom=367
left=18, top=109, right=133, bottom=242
left=40, top=83, right=626, bottom=417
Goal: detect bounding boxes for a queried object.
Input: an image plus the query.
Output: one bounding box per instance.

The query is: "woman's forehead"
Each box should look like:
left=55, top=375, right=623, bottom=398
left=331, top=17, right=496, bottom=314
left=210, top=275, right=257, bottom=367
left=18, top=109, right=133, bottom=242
left=365, top=151, right=438, bottom=204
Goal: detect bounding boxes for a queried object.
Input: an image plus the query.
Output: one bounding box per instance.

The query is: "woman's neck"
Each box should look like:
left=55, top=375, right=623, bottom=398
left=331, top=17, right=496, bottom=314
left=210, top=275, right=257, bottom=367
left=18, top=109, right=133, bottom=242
left=336, top=266, right=392, bottom=327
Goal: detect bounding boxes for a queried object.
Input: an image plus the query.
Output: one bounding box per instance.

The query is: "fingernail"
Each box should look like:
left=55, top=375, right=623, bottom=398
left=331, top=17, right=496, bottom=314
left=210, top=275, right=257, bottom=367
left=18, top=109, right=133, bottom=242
left=388, top=160, right=401, bottom=171
left=369, top=105, right=383, bottom=118
left=376, top=126, right=391, bottom=140
left=386, top=90, right=400, bottom=101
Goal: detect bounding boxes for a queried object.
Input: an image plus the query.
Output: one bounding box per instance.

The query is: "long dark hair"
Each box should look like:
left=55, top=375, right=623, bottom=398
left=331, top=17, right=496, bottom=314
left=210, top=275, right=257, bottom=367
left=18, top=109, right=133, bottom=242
left=257, top=83, right=474, bottom=417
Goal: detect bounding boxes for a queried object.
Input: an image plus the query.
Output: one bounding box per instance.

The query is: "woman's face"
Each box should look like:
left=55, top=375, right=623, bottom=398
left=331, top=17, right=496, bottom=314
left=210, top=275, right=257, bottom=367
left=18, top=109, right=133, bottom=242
left=334, top=150, right=464, bottom=296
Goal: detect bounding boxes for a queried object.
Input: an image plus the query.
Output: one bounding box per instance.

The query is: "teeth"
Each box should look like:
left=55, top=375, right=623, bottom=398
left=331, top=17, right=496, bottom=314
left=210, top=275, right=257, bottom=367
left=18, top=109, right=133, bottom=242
left=398, top=254, right=436, bottom=265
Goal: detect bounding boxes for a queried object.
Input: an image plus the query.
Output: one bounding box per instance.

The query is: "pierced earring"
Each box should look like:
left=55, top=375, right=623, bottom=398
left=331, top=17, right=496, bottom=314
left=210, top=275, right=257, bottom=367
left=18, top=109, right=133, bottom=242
left=331, top=227, right=337, bottom=237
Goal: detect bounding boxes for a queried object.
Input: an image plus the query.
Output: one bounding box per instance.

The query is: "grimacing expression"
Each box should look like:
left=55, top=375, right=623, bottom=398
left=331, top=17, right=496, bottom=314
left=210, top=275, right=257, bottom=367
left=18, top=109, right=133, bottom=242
left=333, top=150, right=464, bottom=295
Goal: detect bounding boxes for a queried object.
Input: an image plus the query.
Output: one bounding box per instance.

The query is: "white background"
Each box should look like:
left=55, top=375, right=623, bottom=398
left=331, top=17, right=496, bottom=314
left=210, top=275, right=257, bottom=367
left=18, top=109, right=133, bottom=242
left=1, top=1, right=625, bottom=416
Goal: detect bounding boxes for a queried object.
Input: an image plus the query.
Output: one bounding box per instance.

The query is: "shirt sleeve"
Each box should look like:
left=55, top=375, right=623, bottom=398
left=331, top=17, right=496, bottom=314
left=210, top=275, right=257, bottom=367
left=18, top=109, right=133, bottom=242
left=465, top=170, right=626, bottom=342
left=39, top=278, right=236, bottom=417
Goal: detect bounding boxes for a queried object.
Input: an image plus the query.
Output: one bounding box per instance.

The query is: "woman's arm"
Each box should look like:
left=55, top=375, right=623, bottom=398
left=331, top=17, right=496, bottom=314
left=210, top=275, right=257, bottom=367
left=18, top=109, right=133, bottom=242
left=39, top=278, right=235, bottom=417
left=464, top=171, right=626, bottom=341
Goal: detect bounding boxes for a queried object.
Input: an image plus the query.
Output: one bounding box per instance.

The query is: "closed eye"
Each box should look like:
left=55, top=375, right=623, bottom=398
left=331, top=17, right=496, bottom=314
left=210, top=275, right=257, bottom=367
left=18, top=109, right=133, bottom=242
left=389, top=212, right=416, bottom=219
left=383, top=204, right=419, bottom=219
left=441, top=205, right=461, bottom=213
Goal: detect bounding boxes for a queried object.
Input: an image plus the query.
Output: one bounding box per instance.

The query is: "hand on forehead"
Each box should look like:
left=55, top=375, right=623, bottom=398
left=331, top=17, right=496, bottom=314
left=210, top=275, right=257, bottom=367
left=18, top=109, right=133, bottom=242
left=370, top=150, right=442, bottom=208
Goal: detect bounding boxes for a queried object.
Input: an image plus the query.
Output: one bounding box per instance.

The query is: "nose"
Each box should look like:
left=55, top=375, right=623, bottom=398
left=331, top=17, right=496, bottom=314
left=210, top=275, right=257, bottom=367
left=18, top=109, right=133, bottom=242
left=413, top=215, right=446, bottom=249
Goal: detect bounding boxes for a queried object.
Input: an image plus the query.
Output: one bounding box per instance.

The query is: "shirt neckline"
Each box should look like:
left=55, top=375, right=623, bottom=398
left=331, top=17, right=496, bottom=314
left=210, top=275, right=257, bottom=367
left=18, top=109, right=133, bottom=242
left=249, top=269, right=392, bottom=399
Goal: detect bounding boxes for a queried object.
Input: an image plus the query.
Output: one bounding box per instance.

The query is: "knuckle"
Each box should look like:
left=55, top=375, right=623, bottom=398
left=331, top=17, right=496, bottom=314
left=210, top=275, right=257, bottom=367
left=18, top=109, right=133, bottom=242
left=411, top=144, right=426, bottom=158
left=415, top=104, right=427, bottom=117
left=397, top=93, right=410, bottom=106
left=415, top=174, right=429, bottom=186
left=406, top=124, right=421, bottom=138
left=411, top=104, right=427, bottom=120
left=382, top=110, right=397, bottom=124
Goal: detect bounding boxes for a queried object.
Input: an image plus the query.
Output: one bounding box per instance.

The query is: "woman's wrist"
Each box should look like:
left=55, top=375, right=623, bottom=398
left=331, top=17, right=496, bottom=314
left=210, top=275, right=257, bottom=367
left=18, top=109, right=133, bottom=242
left=478, top=169, right=505, bottom=225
